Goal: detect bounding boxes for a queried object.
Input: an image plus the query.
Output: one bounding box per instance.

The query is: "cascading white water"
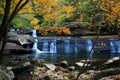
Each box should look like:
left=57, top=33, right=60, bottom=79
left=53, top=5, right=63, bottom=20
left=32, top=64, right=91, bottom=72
left=86, top=39, right=94, bottom=59
left=43, top=40, right=49, bottom=53
left=32, top=30, right=41, bottom=54
left=64, top=39, right=70, bottom=53
left=109, top=39, right=120, bottom=53
left=86, top=39, right=93, bottom=52
left=74, top=39, right=78, bottom=53
left=32, top=30, right=37, bottom=37
left=50, top=40, right=57, bottom=53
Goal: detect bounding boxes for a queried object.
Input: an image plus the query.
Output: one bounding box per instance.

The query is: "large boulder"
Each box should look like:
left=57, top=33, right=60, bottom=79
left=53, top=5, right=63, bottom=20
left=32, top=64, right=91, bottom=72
left=7, top=32, right=34, bottom=47
left=103, top=57, right=120, bottom=68
left=5, top=42, right=32, bottom=54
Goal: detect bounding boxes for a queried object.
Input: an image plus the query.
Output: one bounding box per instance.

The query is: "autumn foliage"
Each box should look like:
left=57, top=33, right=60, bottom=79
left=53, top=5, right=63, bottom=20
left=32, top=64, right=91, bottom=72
left=39, top=27, right=71, bottom=36
left=33, top=0, right=74, bottom=26
left=99, top=0, right=120, bottom=22
left=0, top=0, right=120, bottom=35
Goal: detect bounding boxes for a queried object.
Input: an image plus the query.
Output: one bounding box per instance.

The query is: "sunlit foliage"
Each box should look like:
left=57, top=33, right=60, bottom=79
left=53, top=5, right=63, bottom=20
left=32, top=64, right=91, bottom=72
left=99, top=0, right=120, bottom=32
left=0, top=0, right=119, bottom=35
left=38, top=27, right=71, bottom=36
left=33, top=0, right=74, bottom=27
left=99, top=0, right=120, bottom=22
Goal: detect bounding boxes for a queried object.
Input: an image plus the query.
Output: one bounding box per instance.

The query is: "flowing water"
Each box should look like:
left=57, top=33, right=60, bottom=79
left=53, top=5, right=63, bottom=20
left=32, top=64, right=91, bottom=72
left=30, top=30, right=120, bottom=64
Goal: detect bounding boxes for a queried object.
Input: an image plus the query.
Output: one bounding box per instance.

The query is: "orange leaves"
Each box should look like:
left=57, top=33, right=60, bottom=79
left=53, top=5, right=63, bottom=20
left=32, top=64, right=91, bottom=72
left=30, top=17, right=71, bottom=36
left=31, top=18, right=40, bottom=25
left=99, top=0, right=114, bottom=11
left=0, top=8, right=4, bottom=14
left=62, top=27, right=71, bottom=35
left=38, top=27, right=71, bottom=36
left=99, top=0, right=120, bottom=22
left=30, top=18, right=40, bottom=30
left=33, top=0, right=74, bottom=26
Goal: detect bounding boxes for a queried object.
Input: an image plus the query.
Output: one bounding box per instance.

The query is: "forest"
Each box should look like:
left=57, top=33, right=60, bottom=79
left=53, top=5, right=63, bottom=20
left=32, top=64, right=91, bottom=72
left=0, top=0, right=120, bottom=36
left=0, top=0, right=120, bottom=80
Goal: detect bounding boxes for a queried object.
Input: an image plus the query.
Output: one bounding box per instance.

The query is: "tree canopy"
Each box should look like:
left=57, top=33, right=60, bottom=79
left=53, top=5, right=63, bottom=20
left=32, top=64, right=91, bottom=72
left=0, top=0, right=120, bottom=35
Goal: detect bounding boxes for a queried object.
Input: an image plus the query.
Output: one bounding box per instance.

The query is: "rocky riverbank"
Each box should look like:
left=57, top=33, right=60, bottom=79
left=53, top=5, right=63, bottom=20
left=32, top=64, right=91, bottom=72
left=0, top=56, right=120, bottom=80
left=1, top=31, right=119, bottom=80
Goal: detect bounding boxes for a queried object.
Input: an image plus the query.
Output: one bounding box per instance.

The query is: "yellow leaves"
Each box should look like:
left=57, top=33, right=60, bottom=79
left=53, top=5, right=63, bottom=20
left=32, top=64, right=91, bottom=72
left=0, top=8, right=4, bottom=14
left=37, top=27, right=71, bottom=36
left=34, top=0, right=58, bottom=14
left=99, top=0, right=114, bottom=12
left=34, top=25, right=40, bottom=30
left=18, top=1, right=32, bottom=14
left=31, top=18, right=40, bottom=26
left=99, top=0, right=120, bottom=22
left=62, top=6, right=74, bottom=18
left=0, top=1, right=5, bottom=14
left=30, top=18, right=40, bottom=30
left=33, top=0, right=74, bottom=26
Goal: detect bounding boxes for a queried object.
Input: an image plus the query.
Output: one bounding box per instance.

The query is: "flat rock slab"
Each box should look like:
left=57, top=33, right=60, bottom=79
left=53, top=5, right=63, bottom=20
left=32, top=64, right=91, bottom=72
left=76, top=62, right=91, bottom=67
left=44, top=63, right=56, bottom=70
left=5, top=42, right=32, bottom=54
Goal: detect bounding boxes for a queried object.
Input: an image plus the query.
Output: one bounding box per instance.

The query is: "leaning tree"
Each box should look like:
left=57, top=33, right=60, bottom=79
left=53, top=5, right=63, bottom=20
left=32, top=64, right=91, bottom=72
left=0, top=0, right=30, bottom=64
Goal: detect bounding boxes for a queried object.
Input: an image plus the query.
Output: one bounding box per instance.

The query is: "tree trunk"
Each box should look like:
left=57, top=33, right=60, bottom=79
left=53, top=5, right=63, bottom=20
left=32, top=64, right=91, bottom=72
left=0, top=0, right=11, bottom=64
left=0, top=0, right=29, bottom=64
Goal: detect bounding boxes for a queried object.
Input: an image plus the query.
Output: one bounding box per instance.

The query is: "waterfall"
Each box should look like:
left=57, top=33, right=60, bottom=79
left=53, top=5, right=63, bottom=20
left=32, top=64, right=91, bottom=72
left=32, top=30, right=37, bottom=37
left=109, top=39, right=120, bottom=53
left=43, top=40, right=49, bottom=53
left=86, top=39, right=94, bottom=59
left=50, top=40, right=57, bottom=53
left=32, top=39, right=41, bottom=53
left=64, top=39, right=70, bottom=53
left=74, top=39, right=78, bottom=53
left=32, top=30, right=41, bottom=54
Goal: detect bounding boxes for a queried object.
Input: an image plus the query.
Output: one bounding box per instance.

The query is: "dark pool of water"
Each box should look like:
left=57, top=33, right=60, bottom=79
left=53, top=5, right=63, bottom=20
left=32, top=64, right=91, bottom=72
left=23, top=51, right=120, bottom=65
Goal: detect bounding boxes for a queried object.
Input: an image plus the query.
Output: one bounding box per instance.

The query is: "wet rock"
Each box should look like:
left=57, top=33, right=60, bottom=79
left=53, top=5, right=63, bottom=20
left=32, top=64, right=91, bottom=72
left=44, top=63, right=56, bottom=70
left=5, top=42, right=32, bottom=54
left=60, top=60, right=69, bottom=68
left=23, top=62, right=31, bottom=67
left=68, top=66, right=75, bottom=71
left=79, top=73, right=92, bottom=80
left=13, top=71, right=32, bottom=80
left=44, top=75, right=51, bottom=80
left=0, top=67, right=15, bottom=80
left=7, top=66, right=13, bottom=70
left=80, top=59, right=92, bottom=63
left=100, top=74, right=120, bottom=80
left=6, top=70, right=15, bottom=80
left=12, top=65, right=33, bottom=76
left=30, top=58, right=45, bottom=67
left=104, top=57, right=120, bottom=68
left=55, top=66, right=70, bottom=73
left=76, top=62, right=91, bottom=67
left=104, top=57, right=120, bottom=64
left=7, top=32, right=34, bottom=46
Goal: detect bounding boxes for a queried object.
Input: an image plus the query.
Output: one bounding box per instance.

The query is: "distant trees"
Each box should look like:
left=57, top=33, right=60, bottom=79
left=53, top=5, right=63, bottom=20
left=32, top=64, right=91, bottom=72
left=99, top=0, right=120, bottom=33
